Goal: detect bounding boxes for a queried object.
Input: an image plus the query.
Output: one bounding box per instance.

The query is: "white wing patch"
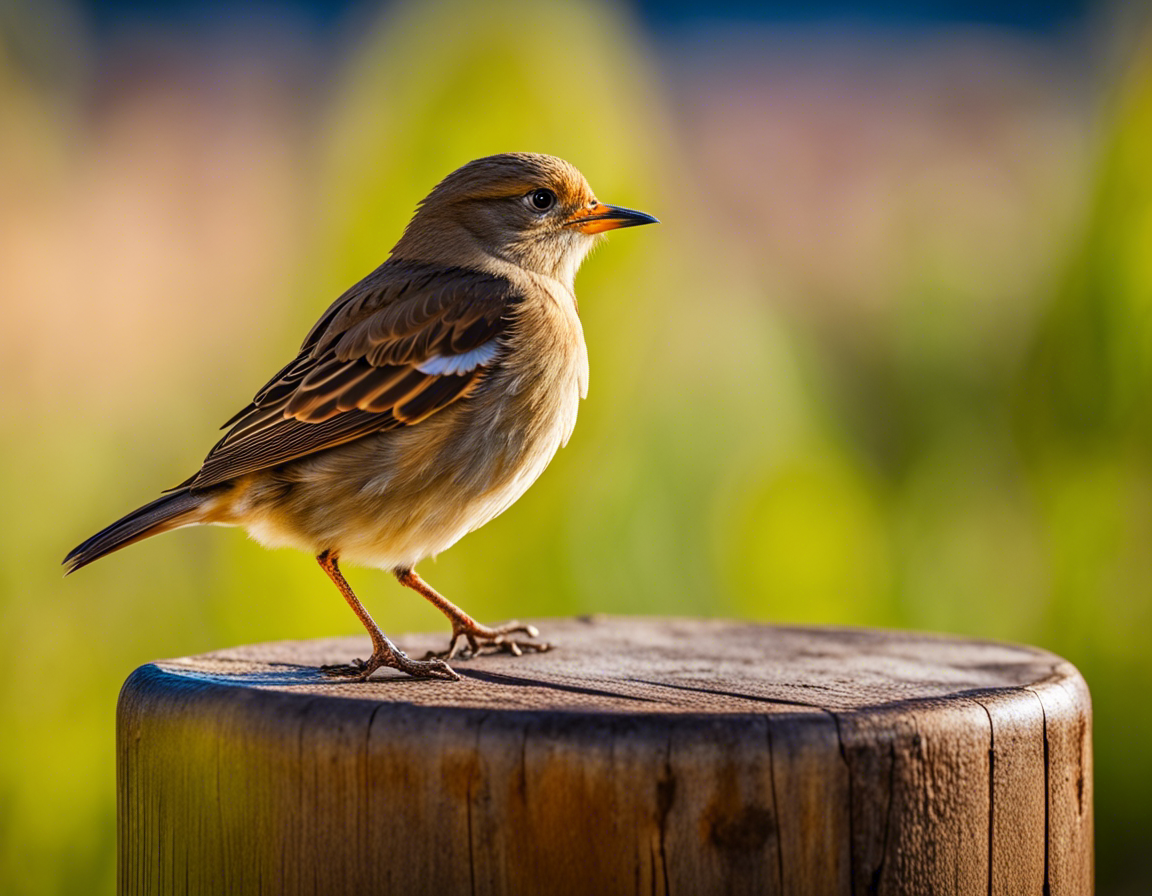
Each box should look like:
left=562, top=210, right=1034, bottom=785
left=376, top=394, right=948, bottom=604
left=416, top=340, right=500, bottom=376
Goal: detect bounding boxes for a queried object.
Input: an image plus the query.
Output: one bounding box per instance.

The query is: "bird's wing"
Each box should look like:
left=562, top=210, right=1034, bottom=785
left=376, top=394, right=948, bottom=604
left=183, top=262, right=521, bottom=491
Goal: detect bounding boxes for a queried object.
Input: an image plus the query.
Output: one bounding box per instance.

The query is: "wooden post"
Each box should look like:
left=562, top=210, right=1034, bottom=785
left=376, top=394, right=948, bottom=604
left=117, top=616, right=1092, bottom=895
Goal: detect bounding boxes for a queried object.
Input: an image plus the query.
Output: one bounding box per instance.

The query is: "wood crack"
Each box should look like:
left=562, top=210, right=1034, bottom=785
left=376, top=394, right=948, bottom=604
left=869, top=740, right=897, bottom=894
left=973, top=698, right=995, bottom=896
left=1025, top=688, right=1052, bottom=896
left=655, top=729, right=674, bottom=896
left=765, top=719, right=785, bottom=893
left=829, top=709, right=857, bottom=896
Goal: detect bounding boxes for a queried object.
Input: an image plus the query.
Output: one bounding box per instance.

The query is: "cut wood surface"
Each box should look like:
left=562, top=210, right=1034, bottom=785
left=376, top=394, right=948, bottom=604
left=117, top=616, right=1093, bottom=895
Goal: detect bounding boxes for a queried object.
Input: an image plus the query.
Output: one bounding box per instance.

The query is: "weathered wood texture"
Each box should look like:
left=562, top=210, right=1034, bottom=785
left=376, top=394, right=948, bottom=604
left=117, top=616, right=1092, bottom=895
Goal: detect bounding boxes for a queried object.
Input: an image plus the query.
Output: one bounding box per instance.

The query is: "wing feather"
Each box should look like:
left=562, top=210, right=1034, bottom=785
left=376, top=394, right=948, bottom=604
left=183, top=262, right=520, bottom=491
left=396, top=369, right=485, bottom=423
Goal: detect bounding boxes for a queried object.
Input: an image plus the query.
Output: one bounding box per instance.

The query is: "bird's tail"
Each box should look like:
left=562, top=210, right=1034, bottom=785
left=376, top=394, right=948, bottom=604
left=63, top=488, right=213, bottom=574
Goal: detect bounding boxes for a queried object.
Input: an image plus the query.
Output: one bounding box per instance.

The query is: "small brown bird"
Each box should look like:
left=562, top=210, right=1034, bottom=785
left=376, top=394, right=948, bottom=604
left=64, top=153, right=656, bottom=681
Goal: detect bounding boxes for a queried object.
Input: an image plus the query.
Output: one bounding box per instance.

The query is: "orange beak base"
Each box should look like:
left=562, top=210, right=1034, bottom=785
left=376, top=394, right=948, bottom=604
left=567, top=202, right=659, bottom=234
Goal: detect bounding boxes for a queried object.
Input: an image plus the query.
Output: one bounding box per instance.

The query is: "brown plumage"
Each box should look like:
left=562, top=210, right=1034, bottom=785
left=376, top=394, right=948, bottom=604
left=64, top=152, right=657, bottom=681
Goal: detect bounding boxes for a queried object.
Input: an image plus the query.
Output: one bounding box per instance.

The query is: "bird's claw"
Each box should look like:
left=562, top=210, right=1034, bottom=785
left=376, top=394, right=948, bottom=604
left=322, top=647, right=460, bottom=681
left=424, top=620, right=551, bottom=660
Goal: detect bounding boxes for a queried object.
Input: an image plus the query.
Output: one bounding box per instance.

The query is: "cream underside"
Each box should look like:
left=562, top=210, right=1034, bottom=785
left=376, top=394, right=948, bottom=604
left=233, top=422, right=569, bottom=570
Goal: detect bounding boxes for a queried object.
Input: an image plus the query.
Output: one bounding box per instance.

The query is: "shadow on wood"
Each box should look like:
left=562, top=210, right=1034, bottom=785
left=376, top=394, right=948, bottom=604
left=117, top=616, right=1092, bottom=895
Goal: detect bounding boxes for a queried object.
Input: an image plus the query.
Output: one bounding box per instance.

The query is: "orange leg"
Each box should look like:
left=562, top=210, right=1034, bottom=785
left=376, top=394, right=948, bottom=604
left=394, top=567, right=550, bottom=660
left=317, top=551, right=458, bottom=681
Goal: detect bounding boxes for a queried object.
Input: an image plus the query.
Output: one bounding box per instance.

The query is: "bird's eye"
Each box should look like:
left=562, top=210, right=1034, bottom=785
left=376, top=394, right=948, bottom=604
left=527, top=189, right=556, bottom=212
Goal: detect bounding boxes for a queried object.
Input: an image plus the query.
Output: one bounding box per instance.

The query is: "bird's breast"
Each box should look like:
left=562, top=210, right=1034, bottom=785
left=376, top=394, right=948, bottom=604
left=455, top=286, right=588, bottom=488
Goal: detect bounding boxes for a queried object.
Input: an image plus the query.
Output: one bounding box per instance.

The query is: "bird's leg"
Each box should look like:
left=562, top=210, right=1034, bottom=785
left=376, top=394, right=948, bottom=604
left=317, top=551, right=459, bottom=681
left=394, top=567, right=550, bottom=660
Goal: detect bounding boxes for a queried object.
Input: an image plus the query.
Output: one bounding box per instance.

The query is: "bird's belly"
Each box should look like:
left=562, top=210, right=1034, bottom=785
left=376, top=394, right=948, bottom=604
left=236, top=369, right=581, bottom=570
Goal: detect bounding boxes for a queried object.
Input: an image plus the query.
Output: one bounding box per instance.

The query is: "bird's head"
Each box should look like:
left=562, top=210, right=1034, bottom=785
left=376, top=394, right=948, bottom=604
left=391, top=153, right=657, bottom=287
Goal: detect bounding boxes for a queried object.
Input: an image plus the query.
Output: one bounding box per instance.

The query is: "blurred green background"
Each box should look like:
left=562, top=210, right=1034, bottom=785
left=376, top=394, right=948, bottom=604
left=2, top=0, right=1150, bottom=891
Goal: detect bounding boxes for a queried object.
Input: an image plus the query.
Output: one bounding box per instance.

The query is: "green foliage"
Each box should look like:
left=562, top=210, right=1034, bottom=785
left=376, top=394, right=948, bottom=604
left=1013, top=36, right=1152, bottom=884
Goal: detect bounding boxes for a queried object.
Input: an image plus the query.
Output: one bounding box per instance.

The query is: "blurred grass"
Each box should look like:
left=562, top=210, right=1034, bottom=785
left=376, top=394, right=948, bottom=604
left=1013, top=26, right=1152, bottom=885
left=1, top=0, right=1151, bottom=892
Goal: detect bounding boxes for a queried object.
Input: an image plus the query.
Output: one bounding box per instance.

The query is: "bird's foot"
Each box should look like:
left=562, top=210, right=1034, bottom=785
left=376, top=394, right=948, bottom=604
left=322, top=643, right=459, bottom=681
left=426, top=619, right=551, bottom=660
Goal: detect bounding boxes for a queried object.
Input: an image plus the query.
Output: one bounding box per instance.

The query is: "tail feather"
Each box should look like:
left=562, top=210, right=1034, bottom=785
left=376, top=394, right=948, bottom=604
left=63, top=488, right=210, bottom=574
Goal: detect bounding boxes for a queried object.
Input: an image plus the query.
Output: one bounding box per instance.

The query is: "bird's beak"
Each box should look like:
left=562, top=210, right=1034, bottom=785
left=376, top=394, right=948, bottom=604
left=566, top=202, right=659, bottom=235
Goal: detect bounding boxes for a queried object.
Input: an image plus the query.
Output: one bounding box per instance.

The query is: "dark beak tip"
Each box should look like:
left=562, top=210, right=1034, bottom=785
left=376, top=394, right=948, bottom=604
left=610, top=205, right=659, bottom=227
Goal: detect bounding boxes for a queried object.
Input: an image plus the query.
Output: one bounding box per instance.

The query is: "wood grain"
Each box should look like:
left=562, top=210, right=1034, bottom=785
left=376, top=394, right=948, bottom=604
left=117, top=616, right=1092, bottom=895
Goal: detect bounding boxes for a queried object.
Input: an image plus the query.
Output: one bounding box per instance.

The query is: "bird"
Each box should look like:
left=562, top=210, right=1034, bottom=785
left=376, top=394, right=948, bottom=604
left=63, top=152, right=657, bottom=681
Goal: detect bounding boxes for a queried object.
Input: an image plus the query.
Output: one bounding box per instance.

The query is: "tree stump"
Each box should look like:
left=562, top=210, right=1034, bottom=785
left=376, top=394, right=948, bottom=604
left=117, top=616, right=1092, bottom=895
